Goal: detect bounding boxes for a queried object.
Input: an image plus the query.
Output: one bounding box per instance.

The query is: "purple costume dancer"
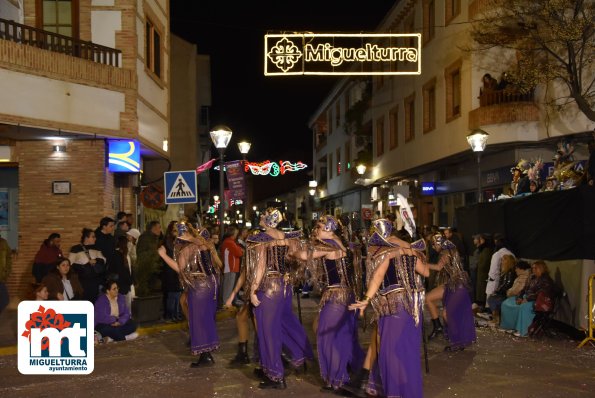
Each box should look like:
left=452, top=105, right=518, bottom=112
left=294, top=215, right=364, bottom=392
left=247, top=208, right=312, bottom=389
left=158, top=222, right=221, bottom=367
left=350, top=219, right=428, bottom=398
left=427, top=234, right=476, bottom=351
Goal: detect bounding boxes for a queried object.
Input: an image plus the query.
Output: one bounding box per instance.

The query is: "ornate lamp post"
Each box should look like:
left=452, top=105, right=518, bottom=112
left=210, top=125, right=233, bottom=239
left=466, top=128, right=489, bottom=203
left=238, top=141, right=251, bottom=225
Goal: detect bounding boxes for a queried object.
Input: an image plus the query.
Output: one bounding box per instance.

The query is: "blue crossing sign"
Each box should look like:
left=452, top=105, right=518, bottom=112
left=164, top=171, right=197, bottom=204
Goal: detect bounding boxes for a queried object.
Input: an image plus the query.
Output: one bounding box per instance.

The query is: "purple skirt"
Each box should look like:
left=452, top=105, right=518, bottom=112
left=187, top=279, right=219, bottom=355
left=253, top=280, right=313, bottom=382
left=282, top=284, right=314, bottom=367
left=443, top=284, right=476, bottom=348
left=368, top=307, right=423, bottom=398
left=317, top=297, right=364, bottom=388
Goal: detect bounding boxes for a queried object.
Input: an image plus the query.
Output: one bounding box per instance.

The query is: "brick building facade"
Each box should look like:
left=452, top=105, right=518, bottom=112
left=0, top=0, right=171, bottom=302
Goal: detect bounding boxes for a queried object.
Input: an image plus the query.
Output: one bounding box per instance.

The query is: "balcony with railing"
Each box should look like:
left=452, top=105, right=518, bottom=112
left=0, top=17, right=121, bottom=66
left=0, top=17, right=134, bottom=91
left=469, top=87, right=539, bottom=129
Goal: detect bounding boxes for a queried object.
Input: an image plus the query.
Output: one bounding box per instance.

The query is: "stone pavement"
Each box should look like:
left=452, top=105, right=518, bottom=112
left=1, top=296, right=594, bottom=397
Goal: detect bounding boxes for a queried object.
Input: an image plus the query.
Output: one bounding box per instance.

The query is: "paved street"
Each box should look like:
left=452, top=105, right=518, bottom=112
left=0, top=297, right=594, bottom=398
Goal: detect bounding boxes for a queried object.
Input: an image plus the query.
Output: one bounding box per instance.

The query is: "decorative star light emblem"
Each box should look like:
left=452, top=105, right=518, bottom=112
left=267, top=37, right=302, bottom=72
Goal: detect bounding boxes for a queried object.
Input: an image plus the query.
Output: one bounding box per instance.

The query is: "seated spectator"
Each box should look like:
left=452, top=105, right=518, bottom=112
left=32, top=233, right=63, bottom=283
left=500, top=260, right=554, bottom=337
left=94, top=279, right=138, bottom=342
left=42, top=259, right=84, bottom=300
left=485, top=254, right=516, bottom=325
left=507, top=260, right=531, bottom=298
left=529, top=180, right=540, bottom=194
left=31, top=283, right=49, bottom=301
left=543, top=176, right=558, bottom=192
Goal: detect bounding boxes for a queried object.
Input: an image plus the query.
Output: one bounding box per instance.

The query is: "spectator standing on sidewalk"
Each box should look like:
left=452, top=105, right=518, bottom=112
left=161, top=221, right=183, bottom=322
left=475, top=234, right=494, bottom=308
left=468, top=234, right=480, bottom=303
left=95, top=217, right=117, bottom=280
left=108, top=235, right=134, bottom=311
left=69, top=228, right=107, bottom=303
left=0, top=236, right=12, bottom=314
left=485, top=234, right=515, bottom=313
left=126, top=228, right=141, bottom=268
left=32, top=233, right=63, bottom=283
left=114, top=211, right=129, bottom=240
left=220, top=227, right=243, bottom=307
left=135, top=221, right=162, bottom=297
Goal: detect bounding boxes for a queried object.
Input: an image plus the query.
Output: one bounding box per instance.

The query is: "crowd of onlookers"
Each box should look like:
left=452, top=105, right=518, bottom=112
left=16, top=211, right=253, bottom=345
left=24, top=212, right=144, bottom=343
left=0, top=207, right=561, bottom=346
left=433, top=228, right=557, bottom=338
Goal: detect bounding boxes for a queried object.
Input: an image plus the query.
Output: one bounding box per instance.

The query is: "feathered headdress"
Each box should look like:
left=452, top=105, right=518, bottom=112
left=554, top=139, right=576, bottom=164
left=527, top=158, right=544, bottom=184
left=512, top=159, right=531, bottom=175
left=397, top=194, right=416, bottom=239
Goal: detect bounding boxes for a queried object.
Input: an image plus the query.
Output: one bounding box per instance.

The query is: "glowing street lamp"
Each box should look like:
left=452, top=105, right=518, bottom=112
left=238, top=141, right=251, bottom=158
left=210, top=125, right=233, bottom=239
left=356, top=164, right=367, bottom=176
left=466, top=128, right=489, bottom=202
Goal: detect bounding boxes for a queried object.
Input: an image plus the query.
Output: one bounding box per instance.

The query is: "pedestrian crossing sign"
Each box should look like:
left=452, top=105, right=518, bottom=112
left=164, top=171, right=198, bottom=204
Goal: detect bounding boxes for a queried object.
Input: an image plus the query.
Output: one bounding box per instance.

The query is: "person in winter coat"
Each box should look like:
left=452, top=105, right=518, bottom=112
left=106, top=235, right=134, bottom=310
left=42, top=258, right=84, bottom=300
left=475, top=234, right=494, bottom=307
left=32, top=233, right=63, bottom=283
left=69, top=228, right=107, bottom=303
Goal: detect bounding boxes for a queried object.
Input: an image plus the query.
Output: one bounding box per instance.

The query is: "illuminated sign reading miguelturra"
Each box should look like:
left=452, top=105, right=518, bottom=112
left=265, top=33, right=421, bottom=76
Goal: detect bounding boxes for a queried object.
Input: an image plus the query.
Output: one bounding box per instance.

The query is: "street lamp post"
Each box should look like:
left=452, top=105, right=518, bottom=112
left=238, top=141, right=251, bottom=225
left=210, top=125, right=233, bottom=240
left=466, top=129, right=489, bottom=203
left=356, top=164, right=367, bottom=214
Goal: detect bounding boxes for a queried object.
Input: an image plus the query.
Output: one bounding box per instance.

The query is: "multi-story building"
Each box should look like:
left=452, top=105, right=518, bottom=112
left=170, top=34, right=212, bottom=218
left=309, top=0, right=594, bottom=229
left=0, top=0, right=170, bottom=302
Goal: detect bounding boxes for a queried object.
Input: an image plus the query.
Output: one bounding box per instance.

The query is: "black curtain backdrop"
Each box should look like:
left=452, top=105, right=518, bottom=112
left=456, top=186, right=595, bottom=261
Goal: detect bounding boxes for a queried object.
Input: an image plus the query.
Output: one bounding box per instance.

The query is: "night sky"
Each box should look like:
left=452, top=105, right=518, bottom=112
left=170, top=0, right=395, bottom=161
left=170, top=1, right=396, bottom=198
